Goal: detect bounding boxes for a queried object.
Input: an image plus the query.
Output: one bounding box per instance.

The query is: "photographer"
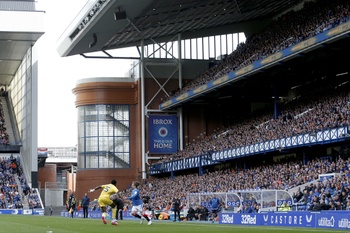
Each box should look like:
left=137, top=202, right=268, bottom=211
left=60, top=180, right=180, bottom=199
left=111, top=194, right=124, bottom=220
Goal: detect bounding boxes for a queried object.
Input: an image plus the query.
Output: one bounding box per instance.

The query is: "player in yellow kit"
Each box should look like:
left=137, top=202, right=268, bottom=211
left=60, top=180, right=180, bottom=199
left=89, top=179, right=119, bottom=225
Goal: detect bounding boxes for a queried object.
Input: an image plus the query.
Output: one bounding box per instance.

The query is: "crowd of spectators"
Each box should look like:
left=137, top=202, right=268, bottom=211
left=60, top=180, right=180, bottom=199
left=163, top=0, right=350, bottom=103
left=157, top=78, right=350, bottom=163
left=27, top=189, right=42, bottom=209
left=0, top=155, right=42, bottom=210
left=17, top=167, right=42, bottom=209
left=133, top=0, right=350, bottom=219
left=154, top=0, right=350, bottom=167
left=0, top=155, right=23, bottom=209
left=293, top=166, right=350, bottom=211
left=118, top=148, right=350, bottom=218
left=3, top=0, right=350, bottom=216
left=0, top=99, right=10, bottom=145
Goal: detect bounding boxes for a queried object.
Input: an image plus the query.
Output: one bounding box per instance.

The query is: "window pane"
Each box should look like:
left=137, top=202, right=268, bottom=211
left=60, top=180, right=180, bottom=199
left=77, top=104, right=130, bottom=169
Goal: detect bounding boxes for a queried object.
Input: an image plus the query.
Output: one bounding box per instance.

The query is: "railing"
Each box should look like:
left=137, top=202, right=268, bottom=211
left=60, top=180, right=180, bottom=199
left=149, top=126, right=350, bottom=174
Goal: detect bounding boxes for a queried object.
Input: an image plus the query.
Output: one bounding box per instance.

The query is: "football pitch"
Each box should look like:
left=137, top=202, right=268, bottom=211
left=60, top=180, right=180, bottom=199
left=0, top=215, right=343, bottom=233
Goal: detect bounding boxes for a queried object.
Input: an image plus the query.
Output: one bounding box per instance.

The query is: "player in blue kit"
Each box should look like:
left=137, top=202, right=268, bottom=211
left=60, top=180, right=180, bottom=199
left=126, top=181, right=152, bottom=225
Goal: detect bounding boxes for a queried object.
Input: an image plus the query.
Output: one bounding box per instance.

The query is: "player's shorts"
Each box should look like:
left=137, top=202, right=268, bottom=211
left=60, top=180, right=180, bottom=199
left=131, top=204, right=143, bottom=213
left=98, top=196, right=113, bottom=207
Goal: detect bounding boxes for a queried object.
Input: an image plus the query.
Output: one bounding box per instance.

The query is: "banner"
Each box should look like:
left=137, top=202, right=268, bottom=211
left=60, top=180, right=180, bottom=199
left=315, top=213, right=350, bottom=230
left=218, top=211, right=320, bottom=228
left=148, top=115, right=178, bottom=154
left=0, top=209, right=23, bottom=215
left=219, top=212, right=315, bottom=227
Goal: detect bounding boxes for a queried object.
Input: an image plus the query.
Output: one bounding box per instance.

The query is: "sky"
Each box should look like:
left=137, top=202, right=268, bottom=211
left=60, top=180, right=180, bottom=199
left=36, top=0, right=136, bottom=147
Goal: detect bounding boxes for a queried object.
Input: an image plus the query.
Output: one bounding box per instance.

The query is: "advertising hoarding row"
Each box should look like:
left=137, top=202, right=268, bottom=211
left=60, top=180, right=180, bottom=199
left=220, top=211, right=350, bottom=230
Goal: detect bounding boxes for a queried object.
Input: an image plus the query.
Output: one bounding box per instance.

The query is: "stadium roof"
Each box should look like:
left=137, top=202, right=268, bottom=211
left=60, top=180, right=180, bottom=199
left=56, top=0, right=350, bottom=108
left=0, top=0, right=44, bottom=86
left=57, top=0, right=304, bottom=57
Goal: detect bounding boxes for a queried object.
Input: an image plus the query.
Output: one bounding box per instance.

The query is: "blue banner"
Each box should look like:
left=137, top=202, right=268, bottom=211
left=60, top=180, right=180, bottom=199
left=0, top=209, right=23, bottom=215
left=220, top=212, right=315, bottom=226
left=32, top=209, right=44, bottom=215
left=315, top=213, right=350, bottom=230
left=148, top=115, right=178, bottom=154
left=261, top=212, right=315, bottom=227
left=0, top=209, right=43, bottom=215
left=233, top=213, right=262, bottom=225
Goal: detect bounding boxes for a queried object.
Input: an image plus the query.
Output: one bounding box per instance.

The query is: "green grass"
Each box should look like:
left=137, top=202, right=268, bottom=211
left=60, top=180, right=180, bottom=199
left=0, top=215, right=345, bottom=233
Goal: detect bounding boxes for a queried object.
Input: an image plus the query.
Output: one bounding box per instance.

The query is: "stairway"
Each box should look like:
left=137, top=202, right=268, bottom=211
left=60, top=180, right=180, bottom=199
left=14, top=174, right=29, bottom=209
left=0, top=96, right=16, bottom=144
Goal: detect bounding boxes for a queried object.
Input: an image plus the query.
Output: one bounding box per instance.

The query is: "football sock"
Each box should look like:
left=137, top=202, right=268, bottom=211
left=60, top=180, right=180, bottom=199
left=143, top=214, right=150, bottom=221
left=112, top=208, right=117, bottom=219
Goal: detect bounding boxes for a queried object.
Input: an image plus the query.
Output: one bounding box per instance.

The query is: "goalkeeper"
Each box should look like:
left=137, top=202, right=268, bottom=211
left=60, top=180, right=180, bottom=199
left=89, top=179, right=119, bottom=226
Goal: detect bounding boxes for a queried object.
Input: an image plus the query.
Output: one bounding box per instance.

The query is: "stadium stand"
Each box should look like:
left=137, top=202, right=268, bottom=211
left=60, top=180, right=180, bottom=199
left=1, top=0, right=347, bottom=226
left=122, top=146, right=350, bottom=220
left=156, top=78, right=350, bottom=163
left=0, top=155, right=43, bottom=210
left=163, top=0, right=350, bottom=103
left=124, top=0, right=350, bottom=221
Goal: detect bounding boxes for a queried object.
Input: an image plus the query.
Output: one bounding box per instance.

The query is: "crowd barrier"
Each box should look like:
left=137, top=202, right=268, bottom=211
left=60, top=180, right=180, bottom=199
left=219, top=211, right=350, bottom=230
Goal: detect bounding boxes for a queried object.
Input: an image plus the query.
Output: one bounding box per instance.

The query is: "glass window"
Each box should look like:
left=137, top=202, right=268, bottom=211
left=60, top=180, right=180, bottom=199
left=78, top=104, right=130, bottom=169
left=86, top=152, right=98, bottom=169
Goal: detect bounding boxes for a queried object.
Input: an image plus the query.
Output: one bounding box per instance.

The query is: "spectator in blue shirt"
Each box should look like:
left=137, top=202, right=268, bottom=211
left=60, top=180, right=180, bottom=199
left=243, top=203, right=253, bottom=213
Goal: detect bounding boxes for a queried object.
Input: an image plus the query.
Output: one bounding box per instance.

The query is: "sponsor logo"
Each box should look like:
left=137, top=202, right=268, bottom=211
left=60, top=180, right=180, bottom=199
left=161, top=100, right=172, bottom=107
left=23, top=209, right=32, bottom=215
left=213, top=75, right=229, bottom=85
left=263, top=215, right=268, bottom=222
left=241, top=215, right=256, bottom=225
left=269, top=215, right=303, bottom=225
left=235, top=64, right=254, bottom=76
left=11, top=209, right=19, bottom=215
left=326, top=21, right=350, bottom=36
left=306, top=215, right=313, bottom=223
left=261, top=52, right=283, bottom=65
left=291, top=37, right=317, bottom=52
left=176, top=93, right=188, bottom=101
left=338, top=218, right=350, bottom=229
left=33, top=209, right=45, bottom=215
left=221, top=214, right=234, bottom=224
left=193, top=84, right=208, bottom=94
left=318, top=217, right=334, bottom=227
left=158, top=127, right=168, bottom=137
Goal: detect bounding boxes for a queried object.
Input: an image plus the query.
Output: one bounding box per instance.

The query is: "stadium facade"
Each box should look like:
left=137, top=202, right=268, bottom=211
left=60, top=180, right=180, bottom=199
left=0, top=0, right=44, bottom=188
left=55, top=0, right=350, bottom=201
